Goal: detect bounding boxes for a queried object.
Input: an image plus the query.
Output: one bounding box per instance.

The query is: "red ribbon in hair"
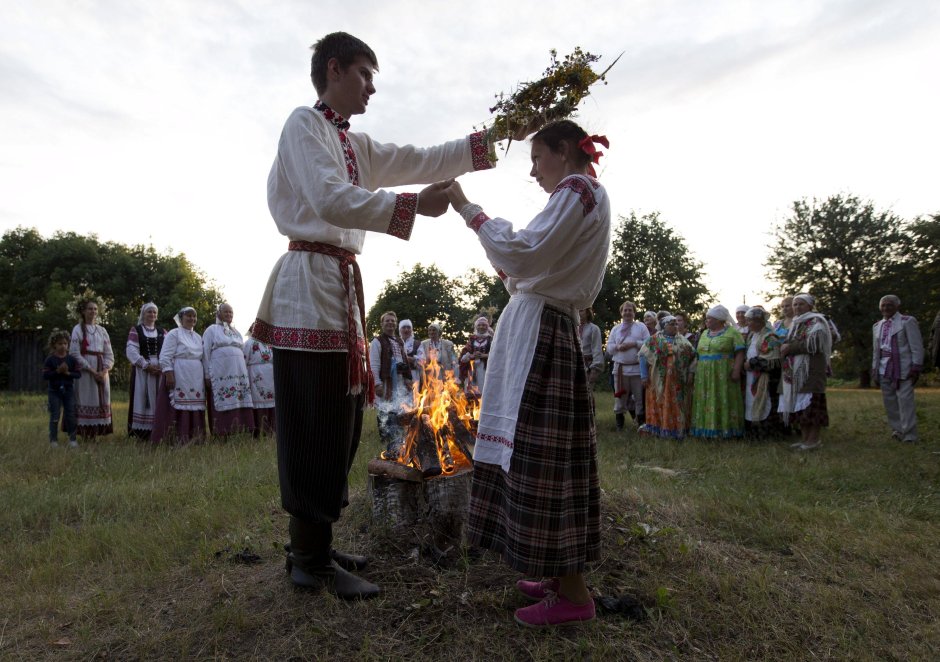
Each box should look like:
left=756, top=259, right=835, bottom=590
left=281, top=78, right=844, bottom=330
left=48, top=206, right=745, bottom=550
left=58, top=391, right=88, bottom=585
left=578, top=134, right=610, bottom=177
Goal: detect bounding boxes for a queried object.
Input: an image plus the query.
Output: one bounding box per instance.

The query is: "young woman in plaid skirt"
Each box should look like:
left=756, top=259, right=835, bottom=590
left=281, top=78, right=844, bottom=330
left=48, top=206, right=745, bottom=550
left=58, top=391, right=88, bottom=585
left=443, top=120, right=612, bottom=627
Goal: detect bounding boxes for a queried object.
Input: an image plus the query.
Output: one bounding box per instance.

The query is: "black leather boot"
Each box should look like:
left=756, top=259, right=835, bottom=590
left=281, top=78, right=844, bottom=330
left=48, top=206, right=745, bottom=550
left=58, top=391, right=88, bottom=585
left=286, top=517, right=379, bottom=600
left=330, top=548, right=368, bottom=571
left=615, top=413, right=625, bottom=431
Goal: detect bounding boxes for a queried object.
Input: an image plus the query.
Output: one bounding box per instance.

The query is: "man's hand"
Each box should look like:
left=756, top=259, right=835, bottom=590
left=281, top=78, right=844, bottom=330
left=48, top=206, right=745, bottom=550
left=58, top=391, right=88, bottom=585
left=417, top=180, right=454, bottom=217
left=443, top=180, right=470, bottom=212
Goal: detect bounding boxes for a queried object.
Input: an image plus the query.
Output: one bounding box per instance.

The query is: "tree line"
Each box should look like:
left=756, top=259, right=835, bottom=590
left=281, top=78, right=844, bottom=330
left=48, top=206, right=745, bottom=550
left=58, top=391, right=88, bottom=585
left=3, top=193, right=936, bottom=389
left=0, top=228, right=223, bottom=388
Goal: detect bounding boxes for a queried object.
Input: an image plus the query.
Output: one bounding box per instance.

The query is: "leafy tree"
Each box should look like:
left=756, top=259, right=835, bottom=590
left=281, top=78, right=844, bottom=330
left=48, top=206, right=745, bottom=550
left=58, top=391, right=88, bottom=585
left=0, top=227, right=224, bottom=386
left=366, top=265, right=510, bottom=346
left=596, top=212, right=711, bottom=334
left=765, top=194, right=926, bottom=385
left=366, top=264, right=465, bottom=341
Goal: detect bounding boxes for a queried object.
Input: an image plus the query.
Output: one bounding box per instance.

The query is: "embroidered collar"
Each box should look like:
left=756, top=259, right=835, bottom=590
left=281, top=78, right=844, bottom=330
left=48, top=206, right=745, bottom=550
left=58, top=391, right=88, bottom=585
left=314, top=100, right=350, bottom=131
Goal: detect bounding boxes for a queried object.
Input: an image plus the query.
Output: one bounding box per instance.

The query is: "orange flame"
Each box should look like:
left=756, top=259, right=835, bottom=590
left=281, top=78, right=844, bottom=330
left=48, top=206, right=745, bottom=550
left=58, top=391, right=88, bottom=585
left=381, top=353, right=478, bottom=474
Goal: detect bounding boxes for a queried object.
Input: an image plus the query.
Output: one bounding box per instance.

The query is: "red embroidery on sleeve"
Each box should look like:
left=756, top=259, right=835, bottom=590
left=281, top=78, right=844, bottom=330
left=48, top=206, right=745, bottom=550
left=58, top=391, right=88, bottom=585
left=388, top=193, right=417, bottom=240
left=469, top=211, right=491, bottom=233
left=469, top=131, right=495, bottom=171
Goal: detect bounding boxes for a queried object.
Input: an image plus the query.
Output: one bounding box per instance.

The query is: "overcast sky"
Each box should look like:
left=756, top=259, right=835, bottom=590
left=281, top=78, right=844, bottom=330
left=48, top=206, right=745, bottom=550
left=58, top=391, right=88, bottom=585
left=2, top=0, right=938, bottom=331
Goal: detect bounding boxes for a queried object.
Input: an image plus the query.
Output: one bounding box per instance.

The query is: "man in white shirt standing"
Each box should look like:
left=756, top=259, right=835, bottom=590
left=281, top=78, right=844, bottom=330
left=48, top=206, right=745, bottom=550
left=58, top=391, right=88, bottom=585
left=872, top=294, right=924, bottom=442
left=250, top=32, right=496, bottom=600
left=607, top=301, right=650, bottom=431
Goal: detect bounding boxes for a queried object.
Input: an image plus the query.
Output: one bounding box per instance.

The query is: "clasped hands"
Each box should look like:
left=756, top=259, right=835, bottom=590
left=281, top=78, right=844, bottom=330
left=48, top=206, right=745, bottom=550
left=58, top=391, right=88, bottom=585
left=416, top=119, right=540, bottom=218
left=416, top=179, right=470, bottom=218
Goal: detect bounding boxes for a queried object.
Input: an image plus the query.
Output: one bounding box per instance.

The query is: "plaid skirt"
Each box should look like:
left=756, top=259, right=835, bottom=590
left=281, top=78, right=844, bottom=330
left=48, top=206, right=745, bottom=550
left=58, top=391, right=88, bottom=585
left=467, top=304, right=600, bottom=577
left=793, top=392, right=829, bottom=428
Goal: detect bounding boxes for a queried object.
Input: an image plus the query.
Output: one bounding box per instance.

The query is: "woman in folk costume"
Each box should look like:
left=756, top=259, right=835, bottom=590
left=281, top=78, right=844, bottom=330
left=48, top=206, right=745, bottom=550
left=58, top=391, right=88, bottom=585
left=398, top=319, right=421, bottom=384
left=638, top=316, right=696, bottom=439
left=152, top=307, right=207, bottom=445
left=442, top=120, right=611, bottom=627
left=780, top=293, right=832, bottom=451
left=203, top=303, right=255, bottom=437
left=690, top=304, right=746, bottom=438
left=126, top=302, right=166, bottom=440
left=242, top=336, right=276, bottom=436
left=735, top=305, right=750, bottom=335
left=416, top=322, right=457, bottom=382
left=459, top=316, right=493, bottom=395
left=773, top=296, right=795, bottom=340
left=742, top=307, right=782, bottom=439
left=69, top=298, right=114, bottom=438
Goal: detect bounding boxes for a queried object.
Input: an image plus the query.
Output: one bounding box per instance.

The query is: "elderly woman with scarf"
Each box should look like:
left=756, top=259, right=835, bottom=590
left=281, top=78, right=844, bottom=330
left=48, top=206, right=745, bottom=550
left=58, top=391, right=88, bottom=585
left=690, top=305, right=746, bottom=438
left=417, top=322, right=457, bottom=383
left=459, top=316, right=493, bottom=395
left=743, top=307, right=782, bottom=439
left=202, top=303, right=255, bottom=437
left=126, top=302, right=166, bottom=439
left=152, top=307, right=207, bottom=444
left=638, top=315, right=696, bottom=439
left=779, top=293, right=832, bottom=451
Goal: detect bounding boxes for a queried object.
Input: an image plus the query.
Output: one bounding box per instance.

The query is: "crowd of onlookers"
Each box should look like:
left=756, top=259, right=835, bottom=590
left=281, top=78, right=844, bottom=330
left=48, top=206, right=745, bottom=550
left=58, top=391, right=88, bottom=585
left=43, top=298, right=274, bottom=447
left=586, top=293, right=933, bottom=451
left=42, top=293, right=937, bottom=451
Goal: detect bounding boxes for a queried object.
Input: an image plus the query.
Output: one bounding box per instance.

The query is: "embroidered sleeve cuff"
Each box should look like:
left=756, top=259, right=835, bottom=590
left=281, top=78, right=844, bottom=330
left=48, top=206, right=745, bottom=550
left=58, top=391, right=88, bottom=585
left=469, top=131, right=496, bottom=171
left=388, top=193, right=417, bottom=240
left=459, top=203, right=490, bottom=233
left=496, top=268, right=507, bottom=280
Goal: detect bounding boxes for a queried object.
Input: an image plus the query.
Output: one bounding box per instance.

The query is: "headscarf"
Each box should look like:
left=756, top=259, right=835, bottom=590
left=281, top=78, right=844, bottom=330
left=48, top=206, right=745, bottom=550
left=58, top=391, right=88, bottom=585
left=706, top=305, right=735, bottom=327
left=735, top=305, right=750, bottom=315
left=428, top=322, right=442, bottom=333
left=793, top=293, right=815, bottom=307
left=473, top=316, right=490, bottom=335
left=137, top=302, right=158, bottom=326
left=745, top=307, right=770, bottom=326
left=659, top=315, right=677, bottom=333
left=781, top=299, right=832, bottom=423
left=398, top=319, right=413, bottom=331
left=215, top=303, right=232, bottom=329
left=174, top=307, right=196, bottom=328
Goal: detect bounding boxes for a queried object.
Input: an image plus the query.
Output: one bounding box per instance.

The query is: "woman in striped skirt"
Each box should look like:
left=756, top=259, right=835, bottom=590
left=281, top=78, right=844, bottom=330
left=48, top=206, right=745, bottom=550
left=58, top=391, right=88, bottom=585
left=443, top=120, right=611, bottom=627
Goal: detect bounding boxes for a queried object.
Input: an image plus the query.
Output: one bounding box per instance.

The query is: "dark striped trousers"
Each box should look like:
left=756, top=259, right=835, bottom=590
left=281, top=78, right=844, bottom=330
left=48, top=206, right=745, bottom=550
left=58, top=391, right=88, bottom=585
left=273, top=349, right=364, bottom=523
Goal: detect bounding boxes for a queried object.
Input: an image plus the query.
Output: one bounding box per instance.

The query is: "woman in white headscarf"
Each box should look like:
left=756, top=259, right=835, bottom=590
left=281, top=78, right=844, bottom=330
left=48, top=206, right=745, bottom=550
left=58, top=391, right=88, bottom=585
left=743, top=307, right=782, bottom=438
left=459, top=316, right=493, bottom=395
left=126, top=302, right=166, bottom=439
left=152, top=307, right=207, bottom=445
left=202, top=303, right=255, bottom=437
left=779, top=293, right=832, bottom=451
left=690, top=304, right=746, bottom=438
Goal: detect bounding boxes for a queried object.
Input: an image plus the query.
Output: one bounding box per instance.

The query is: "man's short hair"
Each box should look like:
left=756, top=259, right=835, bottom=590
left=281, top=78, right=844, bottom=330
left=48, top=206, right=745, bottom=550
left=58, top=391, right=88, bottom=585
left=310, top=32, right=378, bottom=95
left=380, top=311, right=397, bottom=323
left=879, top=294, right=901, bottom=306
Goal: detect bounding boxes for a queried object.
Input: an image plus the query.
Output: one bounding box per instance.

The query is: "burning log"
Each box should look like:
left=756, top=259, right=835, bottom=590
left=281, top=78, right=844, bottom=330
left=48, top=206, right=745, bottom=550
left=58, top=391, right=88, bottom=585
left=447, top=406, right=475, bottom=460
left=366, top=458, right=423, bottom=483
left=414, top=414, right=444, bottom=478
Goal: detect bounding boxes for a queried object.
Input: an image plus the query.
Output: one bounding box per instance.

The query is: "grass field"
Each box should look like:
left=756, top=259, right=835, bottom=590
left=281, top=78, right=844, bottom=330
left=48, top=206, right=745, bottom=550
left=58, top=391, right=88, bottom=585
left=1, top=388, right=938, bottom=660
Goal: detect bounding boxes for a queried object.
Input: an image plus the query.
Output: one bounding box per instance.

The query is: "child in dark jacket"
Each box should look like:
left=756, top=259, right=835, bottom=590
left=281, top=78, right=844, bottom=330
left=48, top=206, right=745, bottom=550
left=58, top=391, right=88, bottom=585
left=43, top=330, right=81, bottom=448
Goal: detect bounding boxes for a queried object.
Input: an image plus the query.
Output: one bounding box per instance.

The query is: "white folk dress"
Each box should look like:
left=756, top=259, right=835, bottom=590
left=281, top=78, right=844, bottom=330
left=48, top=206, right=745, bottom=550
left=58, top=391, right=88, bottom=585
left=242, top=338, right=275, bottom=409
left=160, top=328, right=206, bottom=411
left=203, top=323, right=253, bottom=413
left=69, top=323, right=114, bottom=435
left=126, top=325, right=162, bottom=433
left=467, top=174, right=611, bottom=472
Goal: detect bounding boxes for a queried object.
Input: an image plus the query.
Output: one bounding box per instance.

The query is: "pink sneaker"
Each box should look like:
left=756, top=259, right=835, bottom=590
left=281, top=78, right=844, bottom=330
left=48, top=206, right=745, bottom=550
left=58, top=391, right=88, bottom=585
left=516, top=578, right=560, bottom=601
left=514, top=591, right=596, bottom=627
